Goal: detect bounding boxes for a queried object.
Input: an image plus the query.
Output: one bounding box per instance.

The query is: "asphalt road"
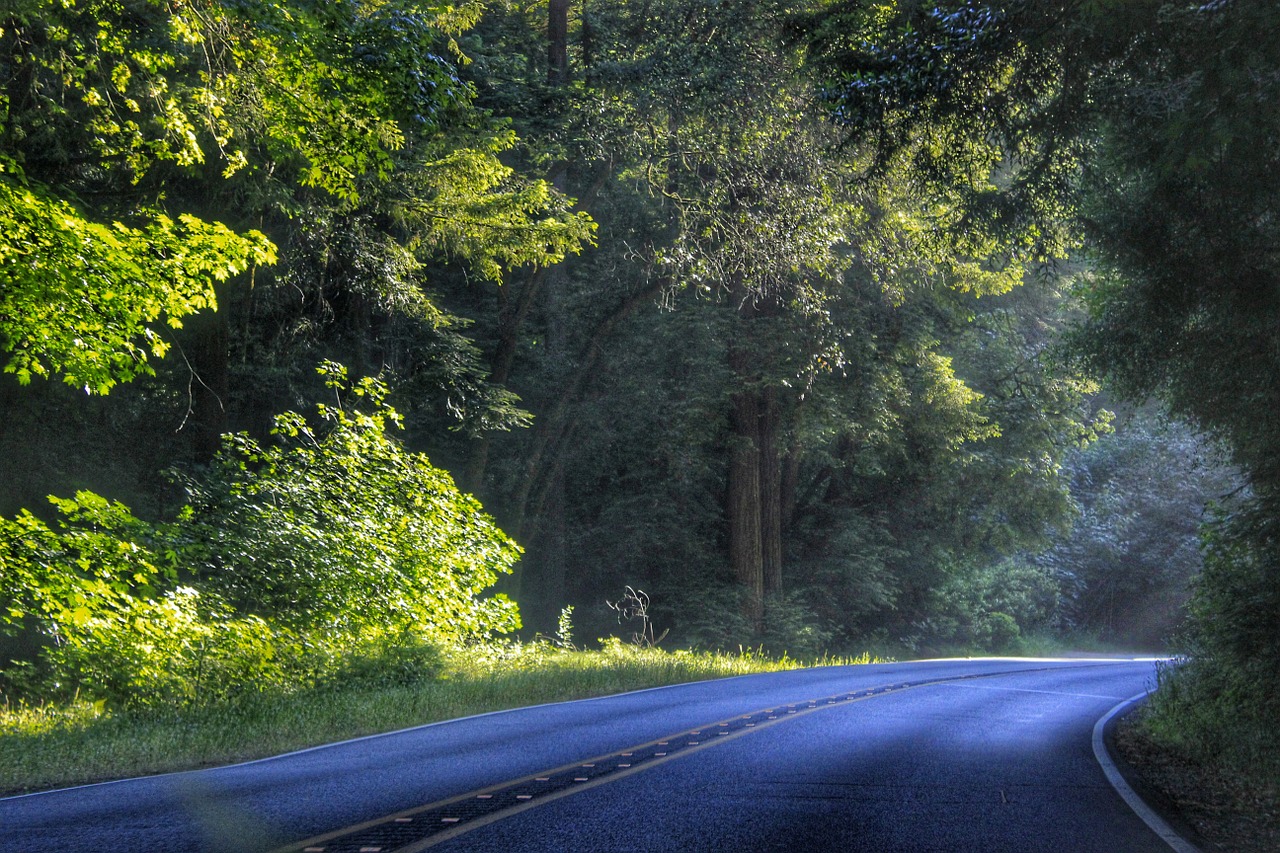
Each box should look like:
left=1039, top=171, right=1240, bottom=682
left=0, top=658, right=1182, bottom=852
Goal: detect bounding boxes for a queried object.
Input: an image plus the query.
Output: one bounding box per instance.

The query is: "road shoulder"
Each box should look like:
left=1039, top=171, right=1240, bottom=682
left=1112, top=708, right=1280, bottom=853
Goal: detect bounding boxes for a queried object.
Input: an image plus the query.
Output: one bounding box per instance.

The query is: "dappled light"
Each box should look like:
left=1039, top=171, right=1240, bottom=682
left=2, top=0, right=1276, bottom=846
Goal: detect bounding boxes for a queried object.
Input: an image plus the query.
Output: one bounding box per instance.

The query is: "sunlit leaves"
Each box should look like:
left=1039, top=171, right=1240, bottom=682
left=0, top=491, right=173, bottom=638
left=1, top=0, right=594, bottom=402
left=395, top=132, right=597, bottom=282
left=0, top=160, right=275, bottom=394
left=177, top=366, right=522, bottom=640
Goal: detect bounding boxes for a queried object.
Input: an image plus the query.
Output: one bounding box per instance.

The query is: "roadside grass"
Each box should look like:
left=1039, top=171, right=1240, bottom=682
left=1113, top=659, right=1280, bottom=852
left=1119, top=706, right=1280, bottom=853
left=903, top=632, right=1169, bottom=661
left=0, top=641, right=872, bottom=796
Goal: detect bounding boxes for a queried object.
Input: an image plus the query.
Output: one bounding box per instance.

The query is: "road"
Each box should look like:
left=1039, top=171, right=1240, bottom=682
left=0, top=658, right=1186, bottom=852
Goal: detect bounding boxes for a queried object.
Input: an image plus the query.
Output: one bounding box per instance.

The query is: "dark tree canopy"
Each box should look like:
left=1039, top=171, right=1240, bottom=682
left=792, top=0, right=1280, bottom=778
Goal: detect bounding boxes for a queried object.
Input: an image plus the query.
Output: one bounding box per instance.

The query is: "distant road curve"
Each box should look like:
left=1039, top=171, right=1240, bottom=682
left=0, top=657, right=1197, bottom=852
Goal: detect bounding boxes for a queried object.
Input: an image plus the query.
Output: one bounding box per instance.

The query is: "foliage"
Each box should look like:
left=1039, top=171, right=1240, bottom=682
left=43, top=588, right=286, bottom=708
left=0, top=0, right=593, bottom=400
left=176, top=363, right=521, bottom=641
left=786, top=0, right=1089, bottom=261
left=5, top=0, right=1249, bottom=720
left=0, top=159, right=276, bottom=393
left=0, top=491, right=174, bottom=642
left=1144, top=503, right=1280, bottom=782
left=1033, top=413, right=1239, bottom=645
left=447, top=0, right=1100, bottom=648
left=793, top=0, right=1280, bottom=779
left=1, top=365, right=519, bottom=708
left=921, top=558, right=1061, bottom=654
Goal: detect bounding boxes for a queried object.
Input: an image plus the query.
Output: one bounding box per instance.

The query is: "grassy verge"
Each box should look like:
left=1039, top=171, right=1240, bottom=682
left=1117, top=709, right=1280, bottom=853
left=0, top=642, right=869, bottom=796
left=1111, top=659, right=1280, bottom=852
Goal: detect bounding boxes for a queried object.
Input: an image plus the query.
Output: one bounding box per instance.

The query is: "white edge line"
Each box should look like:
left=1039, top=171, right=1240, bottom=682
left=2, top=656, right=1160, bottom=803
left=0, top=666, right=796, bottom=802
left=1093, top=692, right=1201, bottom=853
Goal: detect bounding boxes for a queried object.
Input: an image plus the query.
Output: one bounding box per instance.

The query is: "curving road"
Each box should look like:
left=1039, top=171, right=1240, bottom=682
left=0, top=658, right=1189, bottom=852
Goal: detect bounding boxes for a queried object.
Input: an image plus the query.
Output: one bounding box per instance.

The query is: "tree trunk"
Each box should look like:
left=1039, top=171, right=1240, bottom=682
left=728, top=382, right=764, bottom=631
left=781, top=438, right=802, bottom=536
left=726, top=298, right=766, bottom=631
left=759, top=384, right=783, bottom=596
left=521, top=248, right=570, bottom=624
left=548, top=0, right=570, bottom=86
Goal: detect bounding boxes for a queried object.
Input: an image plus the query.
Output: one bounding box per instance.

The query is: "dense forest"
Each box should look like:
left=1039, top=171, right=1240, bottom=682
left=1, top=0, right=1274, bottom=780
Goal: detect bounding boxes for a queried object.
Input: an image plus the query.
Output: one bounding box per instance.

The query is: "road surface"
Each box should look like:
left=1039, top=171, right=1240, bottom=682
left=0, top=657, right=1189, bottom=852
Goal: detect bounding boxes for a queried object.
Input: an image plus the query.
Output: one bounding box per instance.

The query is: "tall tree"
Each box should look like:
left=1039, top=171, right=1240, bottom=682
left=791, top=0, right=1280, bottom=769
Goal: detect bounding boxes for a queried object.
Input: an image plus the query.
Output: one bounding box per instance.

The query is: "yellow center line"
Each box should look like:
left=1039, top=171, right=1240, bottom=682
left=272, top=663, right=1121, bottom=853
left=271, top=683, right=922, bottom=853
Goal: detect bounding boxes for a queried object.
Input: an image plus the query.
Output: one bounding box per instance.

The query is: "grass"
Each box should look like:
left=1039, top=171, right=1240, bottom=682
left=895, top=631, right=1170, bottom=661
left=1119, top=707, right=1280, bottom=853
left=0, top=641, right=872, bottom=796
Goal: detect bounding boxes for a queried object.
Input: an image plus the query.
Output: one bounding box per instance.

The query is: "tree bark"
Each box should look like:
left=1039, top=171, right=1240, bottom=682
left=759, top=384, right=783, bottom=596
left=726, top=293, right=766, bottom=632
left=728, top=379, right=764, bottom=631
left=548, top=0, right=571, bottom=86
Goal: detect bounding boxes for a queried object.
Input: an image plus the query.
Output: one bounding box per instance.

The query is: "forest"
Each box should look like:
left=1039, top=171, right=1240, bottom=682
left=1, top=0, right=1276, bottom=786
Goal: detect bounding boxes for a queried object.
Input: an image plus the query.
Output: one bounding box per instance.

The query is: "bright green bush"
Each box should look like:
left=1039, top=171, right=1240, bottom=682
left=175, top=363, right=521, bottom=642
left=44, top=588, right=290, bottom=708
left=0, top=491, right=173, bottom=644
left=1, top=364, right=519, bottom=708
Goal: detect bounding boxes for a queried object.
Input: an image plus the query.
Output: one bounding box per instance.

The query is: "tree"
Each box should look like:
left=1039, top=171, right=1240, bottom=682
left=1036, top=411, right=1239, bottom=646
left=442, top=0, right=1099, bottom=644
left=0, top=0, right=278, bottom=394
left=792, top=0, right=1280, bottom=771
left=2, top=1, right=595, bottom=699
left=1, top=0, right=593, bottom=403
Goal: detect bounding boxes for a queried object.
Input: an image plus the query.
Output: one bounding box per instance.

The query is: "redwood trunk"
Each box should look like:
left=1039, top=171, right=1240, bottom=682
left=759, top=385, right=783, bottom=596
left=728, top=385, right=764, bottom=631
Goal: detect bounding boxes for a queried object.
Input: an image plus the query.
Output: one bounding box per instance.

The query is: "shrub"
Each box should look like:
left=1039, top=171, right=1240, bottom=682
left=1, top=364, right=520, bottom=708
left=0, top=491, right=173, bottom=647
left=1143, top=502, right=1280, bottom=784
left=45, top=588, right=290, bottom=708
left=175, top=363, right=521, bottom=643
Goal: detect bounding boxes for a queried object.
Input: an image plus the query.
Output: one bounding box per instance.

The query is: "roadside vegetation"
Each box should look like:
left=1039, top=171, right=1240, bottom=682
left=0, top=640, right=865, bottom=796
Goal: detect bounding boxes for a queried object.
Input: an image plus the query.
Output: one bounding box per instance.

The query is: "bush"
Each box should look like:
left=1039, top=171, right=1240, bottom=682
left=45, top=589, right=290, bottom=709
left=318, top=635, right=447, bottom=690
left=0, top=491, right=173, bottom=647
left=1, top=364, right=520, bottom=709
left=175, top=363, right=522, bottom=642
left=978, top=611, right=1021, bottom=653
left=1143, top=502, right=1280, bottom=784
left=915, top=558, right=1059, bottom=653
